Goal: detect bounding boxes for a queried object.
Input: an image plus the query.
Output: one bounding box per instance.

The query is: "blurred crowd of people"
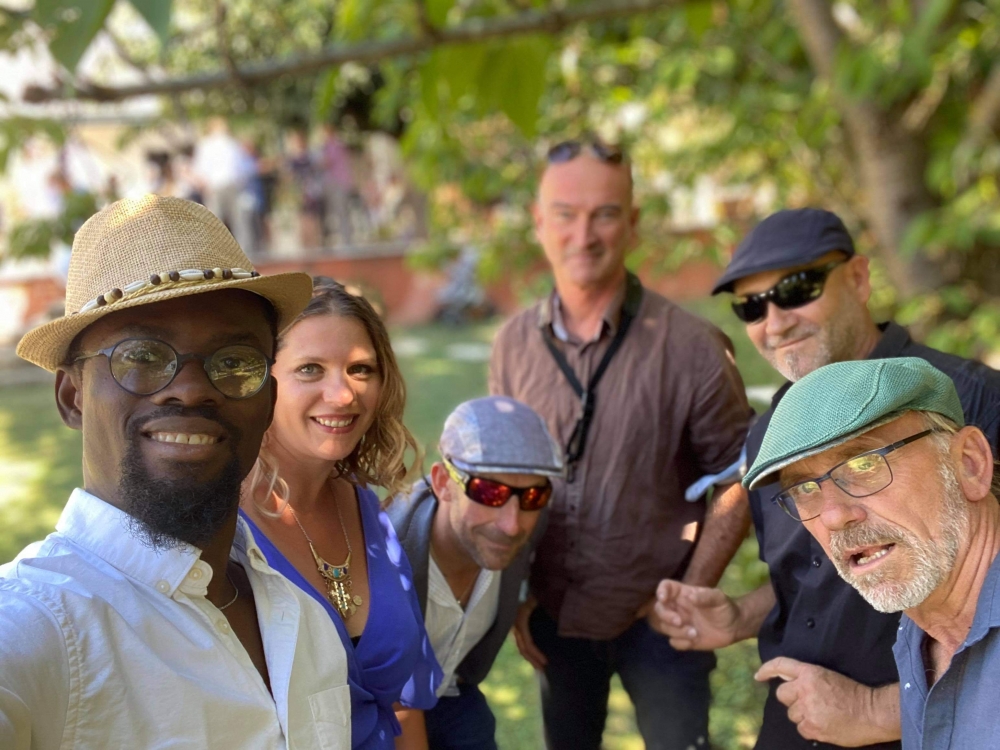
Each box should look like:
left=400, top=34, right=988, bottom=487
left=144, top=117, right=424, bottom=257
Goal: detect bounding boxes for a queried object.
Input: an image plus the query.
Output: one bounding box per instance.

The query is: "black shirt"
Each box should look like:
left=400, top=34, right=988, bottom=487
left=747, top=321, right=1000, bottom=750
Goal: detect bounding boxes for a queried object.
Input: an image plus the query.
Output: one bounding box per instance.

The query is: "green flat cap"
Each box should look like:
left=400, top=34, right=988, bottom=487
left=743, top=357, right=964, bottom=490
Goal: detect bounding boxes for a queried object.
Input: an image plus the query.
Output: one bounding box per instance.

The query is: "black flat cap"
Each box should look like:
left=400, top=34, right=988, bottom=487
left=711, top=208, right=855, bottom=295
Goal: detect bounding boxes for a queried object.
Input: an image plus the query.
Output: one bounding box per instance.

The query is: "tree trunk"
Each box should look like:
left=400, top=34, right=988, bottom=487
left=785, top=0, right=941, bottom=299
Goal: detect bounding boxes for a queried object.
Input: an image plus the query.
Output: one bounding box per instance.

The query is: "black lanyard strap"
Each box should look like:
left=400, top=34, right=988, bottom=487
left=541, top=274, right=642, bottom=479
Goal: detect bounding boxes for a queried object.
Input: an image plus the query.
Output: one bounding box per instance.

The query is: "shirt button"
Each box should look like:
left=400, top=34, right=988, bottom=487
left=812, top=557, right=822, bottom=568
left=217, top=619, right=231, bottom=633
left=904, top=683, right=911, bottom=690
left=806, top=618, right=816, bottom=629
left=155, top=580, right=170, bottom=594
left=188, top=567, right=204, bottom=581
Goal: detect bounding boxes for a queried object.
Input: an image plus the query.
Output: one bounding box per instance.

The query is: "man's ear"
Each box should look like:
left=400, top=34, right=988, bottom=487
left=430, top=462, right=452, bottom=504
left=844, top=254, right=872, bottom=306
left=55, top=367, right=83, bottom=430
left=952, top=426, right=994, bottom=503
left=531, top=200, right=544, bottom=241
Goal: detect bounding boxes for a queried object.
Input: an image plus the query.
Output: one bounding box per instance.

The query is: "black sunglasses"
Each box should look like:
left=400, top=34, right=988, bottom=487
left=443, top=459, right=553, bottom=512
left=547, top=140, right=625, bottom=165
left=731, top=260, right=845, bottom=324
left=74, top=338, right=273, bottom=399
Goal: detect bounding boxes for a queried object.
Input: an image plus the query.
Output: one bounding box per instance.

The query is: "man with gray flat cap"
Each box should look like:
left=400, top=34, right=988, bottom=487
left=0, top=196, right=350, bottom=749
left=389, top=396, right=563, bottom=750
left=745, top=357, right=1000, bottom=748
left=650, top=208, right=1000, bottom=749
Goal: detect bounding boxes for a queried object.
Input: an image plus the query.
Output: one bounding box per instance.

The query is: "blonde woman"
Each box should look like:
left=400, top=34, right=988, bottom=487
left=241, top=277, right=440, bottom=749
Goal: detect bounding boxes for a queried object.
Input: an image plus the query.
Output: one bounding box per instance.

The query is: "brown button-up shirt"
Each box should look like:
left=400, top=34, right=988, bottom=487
left=489, top=275, right=751, bottom=639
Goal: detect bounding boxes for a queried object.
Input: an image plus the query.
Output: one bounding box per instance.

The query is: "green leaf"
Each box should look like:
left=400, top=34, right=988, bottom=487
left=478, top=36, right=552, bottom=137
left=312, top=67, right=341, bottom=122
left=433, top=43, right=488, bottom=104
left=685, top=1, right=713, bottom=40
left=34, top=0, right=115, bottom=71
left=334, top=0, right=371, bottom=41
left=128, top=0, right=171, bottom=44
left=426, top=0, right=455, bottom=28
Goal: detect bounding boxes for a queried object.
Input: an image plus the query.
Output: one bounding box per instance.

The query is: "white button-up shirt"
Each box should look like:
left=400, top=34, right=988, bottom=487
left=0, top=489, right=350, bottom=750
left=425, top=558, right=500, bottom=698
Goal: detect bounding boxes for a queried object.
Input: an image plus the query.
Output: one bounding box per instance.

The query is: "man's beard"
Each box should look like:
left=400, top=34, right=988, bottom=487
left=828, top=461, right=969, bottom=612
left=119, top=407, right=245, bottom=551
left=762, top=304, right=861, bottom=382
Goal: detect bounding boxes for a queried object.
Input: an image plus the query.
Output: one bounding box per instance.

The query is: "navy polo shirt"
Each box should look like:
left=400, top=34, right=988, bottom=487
left=747, top=321, right=1000, bottom=750
left=894, top=547, right=1000, bottom=749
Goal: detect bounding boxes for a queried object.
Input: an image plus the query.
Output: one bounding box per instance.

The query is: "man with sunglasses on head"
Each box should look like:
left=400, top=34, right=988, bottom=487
left=0, top=196, right=351, bottom=749
left=388, top=396, right=563, bottom=750
left=489, top=140, right=752, bottom=749
left=650, top=208, right=1000, bottom=749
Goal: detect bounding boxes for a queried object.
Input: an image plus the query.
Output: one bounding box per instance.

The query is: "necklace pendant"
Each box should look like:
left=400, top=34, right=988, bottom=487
left=309, top=545, right=363, bottom=619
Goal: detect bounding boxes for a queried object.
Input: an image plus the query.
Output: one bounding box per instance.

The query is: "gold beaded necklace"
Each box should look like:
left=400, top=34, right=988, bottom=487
left=289, top=495, right=363, bottom=619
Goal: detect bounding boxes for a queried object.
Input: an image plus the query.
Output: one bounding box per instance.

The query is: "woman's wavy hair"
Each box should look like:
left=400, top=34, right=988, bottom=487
left=252, top=276, right=420, bottom=508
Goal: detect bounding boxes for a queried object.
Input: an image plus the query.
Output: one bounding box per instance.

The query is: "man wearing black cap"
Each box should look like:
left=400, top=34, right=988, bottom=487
left=650, top=208, right=1000, bottom=749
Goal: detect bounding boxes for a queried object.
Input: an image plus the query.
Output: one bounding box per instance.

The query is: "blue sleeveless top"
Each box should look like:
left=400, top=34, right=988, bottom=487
left=241, top=487, right=442, bottom=749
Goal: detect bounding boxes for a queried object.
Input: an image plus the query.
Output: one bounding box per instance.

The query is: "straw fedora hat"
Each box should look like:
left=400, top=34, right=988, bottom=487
left=17, top=195, right=314, bottom=372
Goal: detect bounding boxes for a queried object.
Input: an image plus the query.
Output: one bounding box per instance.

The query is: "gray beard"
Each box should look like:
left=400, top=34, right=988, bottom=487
left=827, top=464, right=968, bottom=612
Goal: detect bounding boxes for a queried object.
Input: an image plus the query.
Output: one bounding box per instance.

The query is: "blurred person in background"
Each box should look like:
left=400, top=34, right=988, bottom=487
left=489, top=139, right=752, bottom=750
left=241, top=276, right=442, bottom=750
left=651, top=208, right=1000, bottom=749
left=285, top=127, right=324, bottom=252
left=320, top=122, right=355, bottom=247
left=193, top=118, right=252, bottom=236
left=389, top=396, right=564, bottom=750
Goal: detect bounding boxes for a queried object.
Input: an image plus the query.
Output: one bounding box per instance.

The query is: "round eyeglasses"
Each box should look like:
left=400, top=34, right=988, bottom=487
left=773, top=430, right=935, bottom=522
left=73, top=338, right=273, bottom=399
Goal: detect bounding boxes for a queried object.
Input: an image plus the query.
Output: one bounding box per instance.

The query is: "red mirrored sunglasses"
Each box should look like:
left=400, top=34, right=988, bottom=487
left=443, top=459, right=552, bottom=512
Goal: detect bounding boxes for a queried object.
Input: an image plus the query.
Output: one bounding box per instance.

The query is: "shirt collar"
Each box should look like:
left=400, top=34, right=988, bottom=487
left=868, top=321, right=911, bottom=359
left=965, top=547, right=1000, bottom=647
left=56, top=488, right=210, bottom=597
left=537, top=271, right=642, bottom=343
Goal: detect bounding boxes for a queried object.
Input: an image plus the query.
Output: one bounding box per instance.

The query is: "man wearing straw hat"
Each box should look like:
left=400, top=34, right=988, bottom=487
left=0, top=196, right=351, bottom=749
left=744, top=357, right=1000, bottom=748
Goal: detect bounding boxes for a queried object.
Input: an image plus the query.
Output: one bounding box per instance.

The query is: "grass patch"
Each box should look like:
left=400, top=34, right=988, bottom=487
left=0, top=302, right=780, bottom=748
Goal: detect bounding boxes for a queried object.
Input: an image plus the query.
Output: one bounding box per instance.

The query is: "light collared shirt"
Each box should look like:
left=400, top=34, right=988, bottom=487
left=425, top=558, right=500, bottom=697
left=894, top=547, right=1000, bottom=749
left=0, top=489, right=350, bottom=750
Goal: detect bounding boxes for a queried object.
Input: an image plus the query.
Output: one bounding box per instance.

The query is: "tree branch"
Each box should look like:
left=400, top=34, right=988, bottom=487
left=22, top=0, right=678, bottom=103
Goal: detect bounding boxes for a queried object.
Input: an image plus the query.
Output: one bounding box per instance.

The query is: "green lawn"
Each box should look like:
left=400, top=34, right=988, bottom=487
left=0, top=296, right=780, bottom=749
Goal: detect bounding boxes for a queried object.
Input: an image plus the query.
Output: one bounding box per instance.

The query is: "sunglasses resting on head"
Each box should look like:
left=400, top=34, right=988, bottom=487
left=731, top=259, right=845, bottom=324
left=443, top=458, right=553, bottom=512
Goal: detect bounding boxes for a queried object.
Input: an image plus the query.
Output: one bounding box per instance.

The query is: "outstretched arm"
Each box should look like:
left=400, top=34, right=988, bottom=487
left=682, top=482, right=752, bottom=587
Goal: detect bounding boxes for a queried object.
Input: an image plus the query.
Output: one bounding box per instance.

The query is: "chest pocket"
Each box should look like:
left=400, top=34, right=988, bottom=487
left=309, top=684, right=351, bottom=750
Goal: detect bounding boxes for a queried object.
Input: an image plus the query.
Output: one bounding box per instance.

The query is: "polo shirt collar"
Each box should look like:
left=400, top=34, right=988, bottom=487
left=56, top=487, right=209, bottom=596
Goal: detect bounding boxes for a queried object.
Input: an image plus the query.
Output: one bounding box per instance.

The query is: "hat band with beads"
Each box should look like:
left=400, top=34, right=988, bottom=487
left=77, top=268, right=261, bottom=314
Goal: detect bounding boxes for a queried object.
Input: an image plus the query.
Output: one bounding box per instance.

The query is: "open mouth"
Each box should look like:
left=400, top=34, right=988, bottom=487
left=847, top=543, right=896, bottom=571
left=311, top=415, right=359, bottom=431
left=147, top=432, right=221, bottom=445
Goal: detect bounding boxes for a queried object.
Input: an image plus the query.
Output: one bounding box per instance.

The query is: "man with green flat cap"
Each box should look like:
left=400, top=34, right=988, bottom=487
left=745, top=357, right=1000, bottom=749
